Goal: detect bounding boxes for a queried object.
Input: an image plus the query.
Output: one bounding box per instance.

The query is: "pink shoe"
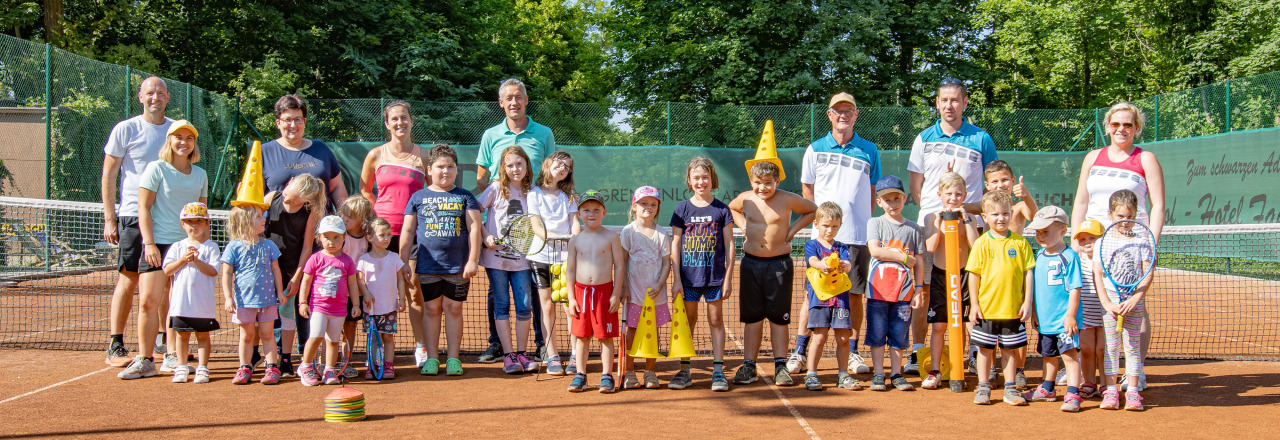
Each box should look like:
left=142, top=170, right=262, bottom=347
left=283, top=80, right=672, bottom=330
left=1060, top=393, right=1084, bottom=412
left=383, top=362, right=395, bottom=380
left=516, top=353, right=539, bottom=372
left=1100, top=389, right=1120, bottom=410
left=1024, top=385, right=1057, bottom=402
left=1124, top=390, right=1145, bottom=411
left=299, top=364, right=320, bottom=387
left=323, top=367, right=340, bottom=385
left=232, top=366, right=252, bottom=385
left=261, top=366, right=281, bottom=385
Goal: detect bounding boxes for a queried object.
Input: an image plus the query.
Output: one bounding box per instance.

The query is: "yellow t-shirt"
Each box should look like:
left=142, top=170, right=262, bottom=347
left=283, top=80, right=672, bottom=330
left=964, top=230, right=1036, bottom=320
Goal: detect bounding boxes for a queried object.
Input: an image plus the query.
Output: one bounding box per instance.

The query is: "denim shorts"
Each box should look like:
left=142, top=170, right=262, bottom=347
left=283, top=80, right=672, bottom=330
left=864, top=299, right=912, bottom=349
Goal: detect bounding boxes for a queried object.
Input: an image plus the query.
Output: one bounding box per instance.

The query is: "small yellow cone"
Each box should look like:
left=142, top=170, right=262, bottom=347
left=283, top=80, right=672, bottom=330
left=628, top=294, right=663, bottom=359
left=917, top=346, right=950, bottom=381
left=805, top=252, right=852, bottom=301
left=666, top=294, right=698, bottom=359
left=231, top=140, right=269, bottom=210
left=744, top=120, right=785, bottom=181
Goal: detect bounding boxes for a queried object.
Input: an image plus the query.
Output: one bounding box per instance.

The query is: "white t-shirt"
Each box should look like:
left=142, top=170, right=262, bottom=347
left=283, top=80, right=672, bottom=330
left=358, top=251, right=405, bottom=316
left=907, top=120, right=998, bottom=224
left=164, top=238, right=221, bottom=319
left=477, top=184, right=531, bottom=271
left=104, top=115, right=172, bottom=217
left=526, top=186, right=577, bottom=264
left=801, top=132, right=882, bottom=245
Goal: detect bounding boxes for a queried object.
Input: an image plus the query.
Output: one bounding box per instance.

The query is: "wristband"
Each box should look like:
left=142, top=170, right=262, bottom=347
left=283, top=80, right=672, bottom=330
left=915, top=285, right=924, bottom=288
left=143, top=241, right=155, bottom=246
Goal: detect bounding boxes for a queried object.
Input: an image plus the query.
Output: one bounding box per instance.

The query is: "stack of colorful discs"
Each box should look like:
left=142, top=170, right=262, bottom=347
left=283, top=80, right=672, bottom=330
left=324, top=386, right=366, bottom=422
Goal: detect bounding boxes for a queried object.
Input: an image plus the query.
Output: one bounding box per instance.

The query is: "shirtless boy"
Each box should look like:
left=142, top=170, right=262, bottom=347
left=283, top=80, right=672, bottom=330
left=564, top=190, right=627, bottom=394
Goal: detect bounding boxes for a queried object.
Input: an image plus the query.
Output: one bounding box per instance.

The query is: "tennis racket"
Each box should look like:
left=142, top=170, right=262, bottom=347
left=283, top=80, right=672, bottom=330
left=496, top=214, right=547, bottom=255
left=365, top=315, right=384, bottom=380
left=1097, top=219, right=1157, bottom=332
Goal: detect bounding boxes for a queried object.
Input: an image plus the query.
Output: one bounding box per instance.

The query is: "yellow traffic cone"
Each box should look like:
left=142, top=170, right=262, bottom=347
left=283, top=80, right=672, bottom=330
left=917, top=345, right=950, bottom=381
left=805, top=252, right=852, bottom=301
left=628, top=294, right=663, bottom=359
left=744, top=119, right=785, bottom=181
left=231, top=140, right=269, bottom=210
left=666, top=294, right=698, bottom=359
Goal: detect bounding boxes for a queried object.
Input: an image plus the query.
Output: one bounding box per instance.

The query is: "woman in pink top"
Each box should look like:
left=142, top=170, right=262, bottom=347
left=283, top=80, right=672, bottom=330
left=359, top=100, right=428, bottom=367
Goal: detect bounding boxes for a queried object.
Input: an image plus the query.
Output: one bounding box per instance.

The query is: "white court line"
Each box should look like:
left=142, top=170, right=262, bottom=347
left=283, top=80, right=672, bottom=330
left=0, top=317, right=109, bottom=343
left=0, top=366, right=112, bottom=405
left=725, top=326, right=820, bottom=440
left=1150, top=321, right=1280, bottom=352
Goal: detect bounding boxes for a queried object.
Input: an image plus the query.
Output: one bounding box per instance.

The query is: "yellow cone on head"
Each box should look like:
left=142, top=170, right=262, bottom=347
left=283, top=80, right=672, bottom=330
left=744, top=119, right=784, bottom=181
left=665, top=294, right=698, bottom=359
left=628, top=293, right=663, bottom=359
left=231, top=140, right=269, bottom=210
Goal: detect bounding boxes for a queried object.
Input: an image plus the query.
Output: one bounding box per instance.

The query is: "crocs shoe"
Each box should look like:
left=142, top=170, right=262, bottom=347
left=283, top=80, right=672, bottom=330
left=1100, top=389, right=1120, bottom=410
left=891, top=374, right=914, bottom=391
left=1024, top=385, right=1057, bottom=402
left=786, top=352, right=806, bottom=374
left=837, top=372, right=861, bottom=390
left=1061, top=393, right=1084, bottom=412
left=974, top=384, right=992, bottom=405
left=445, top=358, right=464, bottom=376
left=261, top=365, right=282, bottom=385
left=299, top=364, right=321, bottom=387
left=420, top=358, right=440, bottom=376
left=644, top=370, right=660, bottom=389
left=545, top=356, right=566, bottom=376
left=567, top=373, right=587, bottom=392
left=1124, top=390, right=1145, bottom=411
left=804, top=374, right=822, bottom=391
left=193, top=366, right=210, bottom=384
left=599, top=373, right=617, bottom=394
left=710, top=372, right=730, bottom=392
left=517, top=353, right=539, bottom=372
left=232, top=366, right=252, bottom=385
left=105, top=344, right=131, bottom=367
left=323, top=367, right=340, bottom=385
left=733, top=363, right=758, bottom=385
left=1004, top=388, right=1028, bottom=406
left=171, top=365, right=191, bottom=383
left=870, top=374, right=887, bottom=391
left=848, top=352, right=871, bottom=374
left=502, top=353, right=522, bottom=374
left=669, top=370, right=693, bottom=389
left=922, top=372, right=941, bottom=390
left=118, top=356, right=158, bottom=380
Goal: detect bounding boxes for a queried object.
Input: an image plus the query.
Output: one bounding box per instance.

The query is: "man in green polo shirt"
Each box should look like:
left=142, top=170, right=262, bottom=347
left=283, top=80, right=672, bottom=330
left=475, top=78, right=556, bottom=193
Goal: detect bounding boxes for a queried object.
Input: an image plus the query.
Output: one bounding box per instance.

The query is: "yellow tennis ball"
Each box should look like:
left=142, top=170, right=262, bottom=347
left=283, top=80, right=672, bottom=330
left=551, top=264, right=562, bottom=276
left=552, top=279, right=563, bottom=291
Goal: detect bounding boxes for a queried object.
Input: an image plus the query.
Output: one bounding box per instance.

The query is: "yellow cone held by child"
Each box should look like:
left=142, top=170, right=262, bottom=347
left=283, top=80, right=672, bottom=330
left=628, top=293, right=663, bottom=358
left=805, top=251, right=852, bottom=301
left=744, top=119, right=785, bottom=181
left=231, top=140, right=269, bottom=210
left=665, top=294, right=698, bottom=359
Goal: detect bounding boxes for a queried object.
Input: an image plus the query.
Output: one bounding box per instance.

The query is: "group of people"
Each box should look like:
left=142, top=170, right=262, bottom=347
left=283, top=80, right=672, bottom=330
left=96, top=77, right=1164, bottom=410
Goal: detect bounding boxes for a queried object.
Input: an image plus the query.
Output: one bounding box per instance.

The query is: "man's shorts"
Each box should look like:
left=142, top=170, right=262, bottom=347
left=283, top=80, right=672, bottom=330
left=1037, top=332, right=1079, bottom=358
left=739, top=253, right=793, bottom=325
left=848, top=244, right=870, bottom=296
left=135, top=242, right=172, bottom=274
left=971, top=319, right=1028, bottom=350
left=806, top=306, right=852, bottom=330
left=420, top=273, right=469, bottom=302
left=864, top=299, right=912, bottom=349
left=170, top=316, right=220, bottom=333
left=927, top=266, right=971, bottom=324
left=232, top=306, right=279, bottom=325
left=117, top=216, right=143, bottom=273
left=682, top=285, right=723, bottom=302
left=570, top=282, right=619, bottom=339
left=530, top=261, right=554, bottom=290
left=368, top=312, right=398, bottom=335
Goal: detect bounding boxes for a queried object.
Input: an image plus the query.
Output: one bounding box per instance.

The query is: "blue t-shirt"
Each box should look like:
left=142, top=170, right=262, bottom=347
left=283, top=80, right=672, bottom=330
left=1033, top=247, right=1084, bottom=335
left=404, top=186, right=481, bottom=274
left=220, top=239, right=282, bottom=309
left=804, top=239, right=850, bottom=308
left=669, top=199, right=732, bottom=288
left=260, top=139, right=342, bottom=196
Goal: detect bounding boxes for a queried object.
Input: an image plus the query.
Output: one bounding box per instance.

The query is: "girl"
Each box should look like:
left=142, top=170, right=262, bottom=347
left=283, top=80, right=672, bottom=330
left=1094, top=190, right=1152, bottom=411
left=163, top=202, right=220, bottom=384
left=526, top=151, right=580, bottom=375
left=1069, top=220, right=1105, bottom=398
left=620, top=186, right=671, bottom=389
left=357, top=218, right=407, bottom=380
left=264, top=173, right=326, bottom=377
left=299, top=215, right=361, bottom=386
left=479, top=146, right=539, bottom=374
left=220, top=205, right=285, bottom=385
left=339, top=195, right=376, bottom=378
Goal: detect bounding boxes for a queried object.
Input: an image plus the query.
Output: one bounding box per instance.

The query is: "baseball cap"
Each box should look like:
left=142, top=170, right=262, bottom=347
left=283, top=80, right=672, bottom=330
left=577, top=189, right=605, bottom=209
left=875, top=175, right=906, bottom=196
left=632, top=186, right=660, bottom=204
left=1027, top=205, right=1070, bottom=231
left=1073, top=219, right=1105, bottom=239
left=167, top=119, right=199, bottom=138
left=828, top=92, right=856, bottom=109
left=179, top=202, right=209, bottom=220
left=318, top=215, right=346, bottom=235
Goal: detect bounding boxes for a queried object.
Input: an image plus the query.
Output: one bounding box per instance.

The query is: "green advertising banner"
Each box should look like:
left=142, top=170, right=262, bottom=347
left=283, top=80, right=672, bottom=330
left=1144, top=126, right=1280, bottom=226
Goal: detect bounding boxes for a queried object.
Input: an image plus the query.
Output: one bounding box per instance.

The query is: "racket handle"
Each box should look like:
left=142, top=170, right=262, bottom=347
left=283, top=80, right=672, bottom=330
left=1115, top=314, right=1125, bottom=332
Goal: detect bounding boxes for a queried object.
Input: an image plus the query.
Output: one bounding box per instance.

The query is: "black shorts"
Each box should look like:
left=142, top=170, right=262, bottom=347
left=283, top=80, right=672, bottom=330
left=170, top=316, right=221, bottom=333
left=848, top=244, right=870, bottom=296
left=1037, top=333, right=1079, bottom=358
left=971, top=319, right=1028, bottom=350
left=927, top=266, right=971, bottom=324
left=117, top=216, right=143, bottom=273
left=739, top=253, right=793, bottom=325
left=421, top=274, right=469, bottom=302
left=137, top=242, right=172, bottom=273
left=345, top=295, right=365, bottom=322
left=529, top=261, right=553, bottom=290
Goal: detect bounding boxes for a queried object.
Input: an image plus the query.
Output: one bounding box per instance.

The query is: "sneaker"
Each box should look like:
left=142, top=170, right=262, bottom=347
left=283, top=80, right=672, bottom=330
left=384, top=364, right=395, bottom=380
left=171, top=365, right=191, bottom=383
left=1100, top=389, right=1120, bottom=409
left=974, top=384, right=992, bottom=405
left=624, top=371, right=641, bottom=389
left=805, top=374, right=822, bottom=391
left=774, top=365, right=794, bottom=386
left=1024, top=385, right=1056, bottom=402
left=903, top=353, right=919, bottom=375
left=599, top=373, right=616, bottom=394
left=567, top=373, right=587, bottom=392
left=922, top=372, right=941, bottom=390
left=891, top=374, right=914, bottom=391
left=299, top=364, right=321, bottom=386
left=153, top=340, right=167, bottom=357
left=478, top=344, right=503, bottom=364
left=711, top=372, right=729, bottom=392
left=669, top=370, right=693, bottom=389
left=193, top=366, right=210, bottom=384
left=837, top=372, right=861, bottom=390
left=545, top=356, right=566, bottom=376
left=342, top=365, right=359, bottom=379
left=1119, top=373, right=1129, bottom=392
left=534, top=343, right=547, bottom=363
left=364, top=367, right=374, bottom=380
left=105, top=345, right=131, bottom=367
left=421, top=358, right=440, bottom=376
left=118, top=356, right=158, bottom=380
left=1055, top=369, right=1068, bottom=386
left=232, top=366, right=252, bottom=385
left=966, top=357, right=977, bottom=374
left=786, top=352, right=806, bottom=374
left=323, top=367, right=340, bottom=385
left=1015, top=370, right=1028, bottom=390
left=566, top=355, right=578, bottom=375
left=1124, top=390, right=1145, bottom=411
left=159, top=353, right=179, bottom=373
left=1139, top=372, right=1148, bottom=391
left=848, top=352, right=871, bottom=374
left=415, top=347, right=427, bottom=368
left=517, top=353, right=539, bottom=372
left=1080, top=382, right=1098, bottom=398
left=279, top=360, right=296, bottom=378
left=990, top=365, right=999, bottom=380
left=502, top=353, right=522, bottom=374
left=445, top=358, right=464, bottom=376
left=732, top=363, right=759, bottom=385
left=262, top=366, right=282, bottom=385
left=870, top=374, right=887, bottom=391
left=644, top=370, right=660, bottom=389
left=1061, top=393, right=1084, bottom=412
left=1003, top=388, right=1028, bottom=406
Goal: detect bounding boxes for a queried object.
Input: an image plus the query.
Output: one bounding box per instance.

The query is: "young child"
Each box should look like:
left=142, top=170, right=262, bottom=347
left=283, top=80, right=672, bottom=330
left=298, top=215, right=361, bottom=386
left=526, top=151, right=580, bottom=376
left=668, top=157, right=735, bottom=391
left=1072, top=219, right=1106, bottom=398
left=220, top=205, right=285, bottom=385
left=728, top=161, right=816, bottom=387
left=357, top=218, right=407, bottom=380
left=564, top=190, right=626, bottom=393
left=264, top=173, right=326, bottom=376
left=620, top=186, right=671, bottom=389
left=1025, top=206, right=1086, bottom=412
left=864, top=176, right=925, bottom=391
left=801, top=202, right=858, bottom=391
left=339, top=195, right=375, bottom=378
left=965, top=190, right=1035, bottom=405
left=921, top=172, right=979, bottom=389
left=479, top=146, right=539, bottom=375
left=982, top=159, right=1038, bottom=387
left=163, top=202, right=220, bottom=384
left=1095, top=189, right=1152, bottom=411
left=400, top=144, right=482, bottom=377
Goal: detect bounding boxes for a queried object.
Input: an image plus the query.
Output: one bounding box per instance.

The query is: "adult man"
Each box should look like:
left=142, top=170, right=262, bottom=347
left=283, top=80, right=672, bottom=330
left=101, top=77, right=173, bottom=367
left=474, top=78, right=556, bottom=363
left=789, top=92, right=882, bottom=376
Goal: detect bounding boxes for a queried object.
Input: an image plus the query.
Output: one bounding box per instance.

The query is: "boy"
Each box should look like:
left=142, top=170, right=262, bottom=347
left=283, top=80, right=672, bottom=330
left=802, top=202, right=859, bottom=391
left=565, top=190, right=627, bottom=393
left=728, top=162, right=817, bottom=386
left=1025, top=206, right=1087, bottom=411
left=982, top=159, right=1037, bottom=387
left=864, top=175, right=924, bottom=391
left=400, top=144, right=482, bottom=376
left=921, top=172, right=979, bottom=389
left=965, top=190, right=1035, bottom=405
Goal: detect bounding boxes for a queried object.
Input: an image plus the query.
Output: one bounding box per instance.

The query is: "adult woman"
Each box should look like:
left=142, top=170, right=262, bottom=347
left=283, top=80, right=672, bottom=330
left=359, top=101, right=428, bottom=367
left=119, top=120, right=208, bottom=379
left=261, top=94, right=348, bottom=205
left=1070, top=102, right=1165, bottom=392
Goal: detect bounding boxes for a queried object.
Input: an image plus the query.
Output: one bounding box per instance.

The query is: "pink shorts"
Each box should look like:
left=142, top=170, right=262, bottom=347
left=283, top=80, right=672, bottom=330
left=232, top=306, right=278, bottom=325
left=626, top=301, right=672, bottom=329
